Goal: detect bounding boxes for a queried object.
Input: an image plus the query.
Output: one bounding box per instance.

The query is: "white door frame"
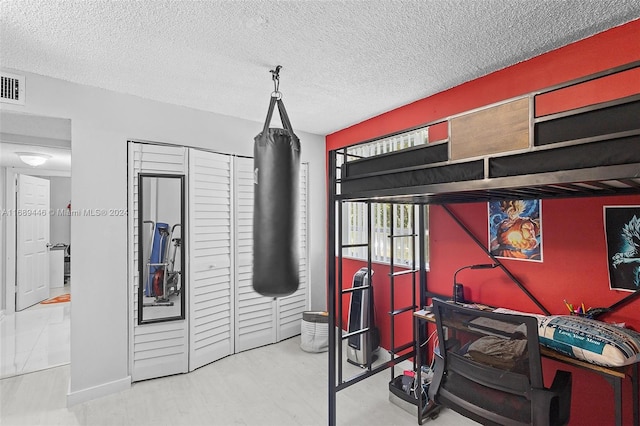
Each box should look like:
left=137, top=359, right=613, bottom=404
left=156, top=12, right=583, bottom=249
left=3, top=168, right=18, bottom=314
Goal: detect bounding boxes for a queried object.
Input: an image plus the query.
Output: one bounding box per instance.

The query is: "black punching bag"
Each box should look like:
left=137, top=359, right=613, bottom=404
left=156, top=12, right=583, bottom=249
left=253, top=96, right=300, bottom=297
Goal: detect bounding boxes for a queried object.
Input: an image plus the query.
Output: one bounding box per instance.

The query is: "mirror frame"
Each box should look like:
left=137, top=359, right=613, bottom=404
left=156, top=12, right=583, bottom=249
left=137, top=173, right=186, bottom=325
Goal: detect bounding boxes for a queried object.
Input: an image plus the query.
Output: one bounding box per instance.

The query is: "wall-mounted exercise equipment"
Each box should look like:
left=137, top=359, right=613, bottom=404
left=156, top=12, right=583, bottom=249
left=253, top=66, right=301, bottom=297
left=143, top=221, right=182, bottom=306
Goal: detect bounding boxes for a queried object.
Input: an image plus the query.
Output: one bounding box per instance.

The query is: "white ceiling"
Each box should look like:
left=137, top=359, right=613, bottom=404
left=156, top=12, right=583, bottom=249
left=1, top=1, right=639, bottom=136
left=0, top=142, right=72, bottom=172
left=0, top=111, right=72, bottom=173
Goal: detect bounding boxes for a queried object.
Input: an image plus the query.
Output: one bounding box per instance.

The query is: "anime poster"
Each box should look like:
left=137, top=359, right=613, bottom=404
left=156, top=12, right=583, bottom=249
left=488, top=199, right=542, bottom=262
left=605, top=206, right=640, bottom=292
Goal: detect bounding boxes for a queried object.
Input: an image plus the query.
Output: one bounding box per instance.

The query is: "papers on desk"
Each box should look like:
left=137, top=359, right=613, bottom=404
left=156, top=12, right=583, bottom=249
left=460, top=303, right=494, bottom=311
left=415, top=309, right=435, bottom=320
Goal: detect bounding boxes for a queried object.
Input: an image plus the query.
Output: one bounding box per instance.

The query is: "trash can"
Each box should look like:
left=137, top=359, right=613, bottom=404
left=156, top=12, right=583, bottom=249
left=300, top=311, right=329, bottom=353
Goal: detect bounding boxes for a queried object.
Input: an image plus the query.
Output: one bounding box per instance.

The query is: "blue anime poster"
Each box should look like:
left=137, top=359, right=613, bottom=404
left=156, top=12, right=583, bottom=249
left=605, top=206, right=640, bottom=292
left=488, top=199, right=542, bottom=262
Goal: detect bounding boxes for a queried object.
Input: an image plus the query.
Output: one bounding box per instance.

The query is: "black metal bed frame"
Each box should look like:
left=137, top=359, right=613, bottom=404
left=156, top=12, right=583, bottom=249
left=327, top=61, right=640, bottom=426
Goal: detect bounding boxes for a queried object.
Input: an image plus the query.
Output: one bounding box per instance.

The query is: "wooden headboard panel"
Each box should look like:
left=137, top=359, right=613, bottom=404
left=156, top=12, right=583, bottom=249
left=449, top=97, right=530, bottom=160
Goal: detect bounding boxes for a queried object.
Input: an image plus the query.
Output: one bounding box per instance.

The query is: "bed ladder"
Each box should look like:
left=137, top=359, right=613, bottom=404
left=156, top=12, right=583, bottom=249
left=338, top=201, right=378, bottom=372
left=329, top=149, right=426, bottom=426
left=387, top=203, right=419, bottom=382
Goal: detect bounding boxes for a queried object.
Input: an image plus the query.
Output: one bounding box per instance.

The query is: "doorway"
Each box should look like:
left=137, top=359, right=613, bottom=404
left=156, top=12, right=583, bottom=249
left=0, top=111, right=71, bottom=378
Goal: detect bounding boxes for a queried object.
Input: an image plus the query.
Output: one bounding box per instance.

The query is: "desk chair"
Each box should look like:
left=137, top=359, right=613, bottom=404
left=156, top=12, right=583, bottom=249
left=428, top=300, right=572, bottom=426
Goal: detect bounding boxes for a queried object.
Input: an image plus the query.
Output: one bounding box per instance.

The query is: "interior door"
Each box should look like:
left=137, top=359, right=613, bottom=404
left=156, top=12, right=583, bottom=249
left=277, top=163, right=309, bottom=341
left=234, top=156, right=276, bottom=352
left=16, top=174, right=51, bottom=311
left=129, top=142, right=189, bottom=382
left=188, top=149, right=234, bottom=370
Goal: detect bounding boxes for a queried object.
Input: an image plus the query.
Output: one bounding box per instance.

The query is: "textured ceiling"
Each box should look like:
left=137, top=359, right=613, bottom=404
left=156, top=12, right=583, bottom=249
left=1, top=1, right=639, bottom=136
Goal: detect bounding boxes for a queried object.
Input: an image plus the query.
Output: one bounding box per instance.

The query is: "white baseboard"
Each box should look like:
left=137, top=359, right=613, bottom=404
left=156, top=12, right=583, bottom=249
left=67, top=376, right=131, bottom=407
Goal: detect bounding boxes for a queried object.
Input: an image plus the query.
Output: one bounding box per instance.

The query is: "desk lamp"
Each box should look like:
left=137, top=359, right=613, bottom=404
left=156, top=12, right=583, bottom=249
left=452, top=263, right=498, bottom=303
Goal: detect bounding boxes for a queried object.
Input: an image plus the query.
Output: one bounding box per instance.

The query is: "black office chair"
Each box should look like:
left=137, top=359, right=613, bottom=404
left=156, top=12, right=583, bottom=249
left=428, top=299, right=572, bottom=426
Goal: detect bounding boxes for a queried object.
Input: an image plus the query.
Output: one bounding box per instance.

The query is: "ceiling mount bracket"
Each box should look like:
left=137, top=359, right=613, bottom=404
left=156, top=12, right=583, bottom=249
left=270, top=65, right=282, bottom=99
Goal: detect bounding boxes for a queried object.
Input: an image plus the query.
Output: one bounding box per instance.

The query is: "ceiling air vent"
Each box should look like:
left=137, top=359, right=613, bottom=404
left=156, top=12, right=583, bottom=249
left=1, top=72, right=25, bottom=105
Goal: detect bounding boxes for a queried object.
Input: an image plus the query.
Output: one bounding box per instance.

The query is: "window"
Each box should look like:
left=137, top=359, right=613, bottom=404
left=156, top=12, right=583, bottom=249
left=338, top=127, right=430, bottom=267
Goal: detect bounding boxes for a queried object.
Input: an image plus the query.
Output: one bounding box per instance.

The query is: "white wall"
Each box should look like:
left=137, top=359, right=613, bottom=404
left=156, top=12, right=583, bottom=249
left=0, top=70, right=327, bottom=404
left=2, top=168, right=17, bottom=315
left=155, top=177, right=182, bottom=228
left=0, top=167, right=4, bottom=315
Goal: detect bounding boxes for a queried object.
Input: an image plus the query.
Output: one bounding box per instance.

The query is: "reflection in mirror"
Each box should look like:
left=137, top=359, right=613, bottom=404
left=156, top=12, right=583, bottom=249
left=138, top=174, right=185, bottom=324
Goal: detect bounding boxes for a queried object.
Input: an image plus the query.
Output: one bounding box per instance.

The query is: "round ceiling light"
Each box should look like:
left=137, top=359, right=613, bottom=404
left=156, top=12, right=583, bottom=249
left=16, top=152, right=52, bottom=167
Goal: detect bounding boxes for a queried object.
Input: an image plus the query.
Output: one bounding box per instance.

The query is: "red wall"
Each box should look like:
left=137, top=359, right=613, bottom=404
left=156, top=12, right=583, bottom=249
left=335, top=258, right=417, bottom=352
left=428, top=198, right=640, bottom=328
left=326, top=19, right=640, bottom=426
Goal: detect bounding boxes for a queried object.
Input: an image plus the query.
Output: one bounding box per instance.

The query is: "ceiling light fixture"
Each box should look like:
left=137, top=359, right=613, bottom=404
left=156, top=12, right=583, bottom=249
left=16, top=152, right=51, bottom=167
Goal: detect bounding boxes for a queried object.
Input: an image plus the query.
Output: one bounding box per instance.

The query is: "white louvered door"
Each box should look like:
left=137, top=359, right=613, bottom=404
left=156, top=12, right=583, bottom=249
left=233, top=156, right=277, bottom=352
left=188, top=149, right=234, bottom=371
left=276, top=163, right=309, bottom=341
left=130, top=144, right=310, bottom=380
left=129, top=142, right=189, bottom=382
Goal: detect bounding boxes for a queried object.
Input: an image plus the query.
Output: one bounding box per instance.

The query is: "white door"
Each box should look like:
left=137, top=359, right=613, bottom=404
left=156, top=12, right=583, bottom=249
left=276, top=163, right=309, bottom=341
left=188, top=149, right=234, bottom=370
left=234, top=156, right=276, bottom=352
left=129, top=142, right=189, bottom=382
left=16, top=174, right=50, bottom=311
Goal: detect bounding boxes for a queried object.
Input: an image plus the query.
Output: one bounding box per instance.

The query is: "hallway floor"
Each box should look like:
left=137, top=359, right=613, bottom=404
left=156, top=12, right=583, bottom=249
left=0, top=285, right=70, bottom=379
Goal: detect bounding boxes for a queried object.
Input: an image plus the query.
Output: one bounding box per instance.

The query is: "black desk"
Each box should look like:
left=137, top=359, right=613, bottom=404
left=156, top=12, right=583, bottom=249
left=414, top=310, right=639, bottom=426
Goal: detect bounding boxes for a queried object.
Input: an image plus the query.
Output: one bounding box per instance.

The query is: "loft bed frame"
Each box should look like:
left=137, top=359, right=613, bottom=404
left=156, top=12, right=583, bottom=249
left=327, top=61, right=640, bottom=425
left=335, top=61, right=640, bottom=205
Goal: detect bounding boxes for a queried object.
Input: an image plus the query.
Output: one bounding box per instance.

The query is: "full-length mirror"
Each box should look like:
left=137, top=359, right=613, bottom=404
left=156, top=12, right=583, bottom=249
left=138, top=174, right=185, bottom=324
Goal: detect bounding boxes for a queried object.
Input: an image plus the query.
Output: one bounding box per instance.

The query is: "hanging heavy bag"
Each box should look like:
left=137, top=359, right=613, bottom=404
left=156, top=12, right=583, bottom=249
left=253, top=96, right=301, bottom=297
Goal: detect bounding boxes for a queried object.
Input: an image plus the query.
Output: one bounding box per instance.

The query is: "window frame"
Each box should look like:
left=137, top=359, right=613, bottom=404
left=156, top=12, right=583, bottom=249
left=337, top=126, right=431, bottom=268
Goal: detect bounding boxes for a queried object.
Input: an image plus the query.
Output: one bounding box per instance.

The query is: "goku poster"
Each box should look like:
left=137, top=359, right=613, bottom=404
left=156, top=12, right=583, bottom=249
left=605, top=206, right=640, bottom=292
left=488, top=199, right=542, bottom=262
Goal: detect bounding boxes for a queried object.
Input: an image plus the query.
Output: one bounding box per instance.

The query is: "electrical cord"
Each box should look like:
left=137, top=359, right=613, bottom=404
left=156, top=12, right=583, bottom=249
left=420, top=329, right=437, bottom=348
left=412, top=329, right=438, bottom=398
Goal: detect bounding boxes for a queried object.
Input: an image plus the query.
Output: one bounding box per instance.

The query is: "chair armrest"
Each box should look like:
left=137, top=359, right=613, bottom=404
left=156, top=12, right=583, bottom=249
left=532, top=370, right=572, bottom=426
left=427, top=355, right=444, bottom=403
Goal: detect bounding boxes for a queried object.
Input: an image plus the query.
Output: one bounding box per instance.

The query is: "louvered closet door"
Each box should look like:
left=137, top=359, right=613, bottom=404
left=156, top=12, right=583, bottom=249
left=277, top=163, right=309, bottom=341
left=234, top=156, right=276, bottom=352
left=128, top=142, right=188, bottom=382
left=188, top=149, right=234, bottom=371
